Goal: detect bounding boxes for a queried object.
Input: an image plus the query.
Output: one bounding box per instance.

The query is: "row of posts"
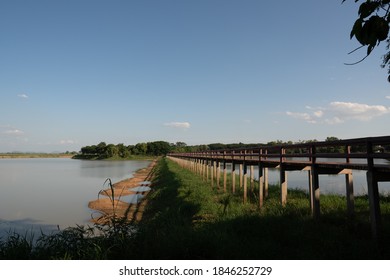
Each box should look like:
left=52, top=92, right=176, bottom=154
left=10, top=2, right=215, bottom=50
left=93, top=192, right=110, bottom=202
left=167, top=156, right=270, bottom=207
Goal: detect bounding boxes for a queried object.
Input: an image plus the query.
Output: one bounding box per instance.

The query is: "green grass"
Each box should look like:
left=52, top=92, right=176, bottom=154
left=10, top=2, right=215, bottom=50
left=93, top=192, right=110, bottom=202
left=0, top=157, right=389, bottom=259
left=133, top=158, right=390, bottom=259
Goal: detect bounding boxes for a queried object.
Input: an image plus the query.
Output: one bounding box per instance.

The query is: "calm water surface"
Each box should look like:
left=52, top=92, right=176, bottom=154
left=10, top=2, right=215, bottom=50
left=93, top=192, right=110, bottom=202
left=233, top=160, right=390, bottom=195
left=0, top=158, right=150, bottom=236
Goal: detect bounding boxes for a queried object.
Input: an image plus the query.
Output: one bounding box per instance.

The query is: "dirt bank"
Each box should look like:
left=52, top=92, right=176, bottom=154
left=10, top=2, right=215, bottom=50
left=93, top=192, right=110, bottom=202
left=88, top=159, right=158, bottom=224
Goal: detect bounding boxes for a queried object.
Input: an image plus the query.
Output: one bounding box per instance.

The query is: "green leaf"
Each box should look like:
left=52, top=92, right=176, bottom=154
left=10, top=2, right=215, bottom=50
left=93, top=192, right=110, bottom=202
left=373, top=16, right=389, bottom=41
left=367, top=44, right=375, bottom=56
left=358, top=2, right=380, bottom=19
left=350, top=18, right=363, bottom=41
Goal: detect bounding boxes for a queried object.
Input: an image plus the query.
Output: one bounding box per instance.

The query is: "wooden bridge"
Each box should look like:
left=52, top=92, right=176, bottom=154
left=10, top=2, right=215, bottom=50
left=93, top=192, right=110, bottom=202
left=167, top=135, right=390, bottom=239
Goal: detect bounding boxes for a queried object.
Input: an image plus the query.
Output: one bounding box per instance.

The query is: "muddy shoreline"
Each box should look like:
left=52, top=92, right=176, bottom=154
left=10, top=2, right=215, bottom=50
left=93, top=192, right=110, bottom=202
left=88, top=159, right=158, bottom=224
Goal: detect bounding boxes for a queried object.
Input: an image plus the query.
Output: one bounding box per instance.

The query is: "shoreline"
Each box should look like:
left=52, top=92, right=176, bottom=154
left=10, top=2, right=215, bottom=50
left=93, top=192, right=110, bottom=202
left=88, top=158, right=158, bottom=224
left=0, top=154, right=74, bottom=159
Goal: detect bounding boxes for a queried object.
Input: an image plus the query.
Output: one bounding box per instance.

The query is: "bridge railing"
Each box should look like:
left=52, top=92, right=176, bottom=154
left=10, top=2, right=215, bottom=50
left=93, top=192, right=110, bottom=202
left=168, top=135, right=390, bottom=168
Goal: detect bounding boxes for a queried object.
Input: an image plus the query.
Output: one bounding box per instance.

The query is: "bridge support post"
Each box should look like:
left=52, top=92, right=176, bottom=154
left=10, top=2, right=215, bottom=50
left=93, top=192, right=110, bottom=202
left=366, top=141, right=382, bottom=240
left=264, top=168, right=269, bottom=198
left=223, top=161, right=227, bottom=192
left=345, top=171, right=355, bottom=219
left=250, top=165, right=254, bottom=192
left=232, top=162, right=236, bottom=194
left=243, top=163, right=248, bottom=203
left=308, top=169, right=313, bottom=213
left=259, top=164, right=264, bottom=209
left=239, top=164, right=243, bottom=189
left=366, top=140, right=382, bottom=240
left=367, top=171, right=381, bottom=240
left=280, top=148, right=288, bottom=206
left=202, top=159, right=207, bottom=181
left=345, top=146, right=355, bottom=219
left=216, top=161, right=221, bottom=189
left=280, top=166, right=287, bottom=206
left=210, top=160, right=214, bottom=187
left=206, top=160, right=209, bottom=182
left=310, top=166, right=320, bottom=219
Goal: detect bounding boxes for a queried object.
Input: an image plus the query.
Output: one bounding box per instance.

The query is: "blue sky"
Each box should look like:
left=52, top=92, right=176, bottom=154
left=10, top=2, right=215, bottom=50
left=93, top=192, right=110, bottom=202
left=0, top=0, right=389, bottom=152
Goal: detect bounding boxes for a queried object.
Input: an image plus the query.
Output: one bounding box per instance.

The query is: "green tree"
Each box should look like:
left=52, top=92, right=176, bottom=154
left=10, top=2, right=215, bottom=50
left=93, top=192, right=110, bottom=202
left=147, top=141, right=172, bottom=155
left=80, top=145, right=97, bottom=155
left=134, top=143, right=148, bottom=155
left=96, top=142, right=107, bottom=156
left=117, top=143, right=130, bottom=158
left=343, top=0, right=390, bottom=82
left=103, top=144, right=119, bottom=158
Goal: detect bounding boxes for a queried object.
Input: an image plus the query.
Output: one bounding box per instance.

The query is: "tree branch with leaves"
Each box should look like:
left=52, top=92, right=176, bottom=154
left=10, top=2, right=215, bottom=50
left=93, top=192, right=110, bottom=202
left=343, top=0, right=390, bottom=82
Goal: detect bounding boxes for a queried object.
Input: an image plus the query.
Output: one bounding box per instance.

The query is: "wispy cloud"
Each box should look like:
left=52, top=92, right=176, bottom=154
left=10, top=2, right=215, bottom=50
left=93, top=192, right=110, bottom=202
left=0, top=124, right=24, bottom=136
left=17, top=94, right=29, bottom=99
left=2, top=129, right=24, bottom=135
left=286, top=101, right=390, bottom=124
left=59, top=139, right=76, bottom=145
left=164, top=122, right=191, bottom=129
left=286, top=111, right=316, bottom=123
left=386, top=96, right=390, bottom=100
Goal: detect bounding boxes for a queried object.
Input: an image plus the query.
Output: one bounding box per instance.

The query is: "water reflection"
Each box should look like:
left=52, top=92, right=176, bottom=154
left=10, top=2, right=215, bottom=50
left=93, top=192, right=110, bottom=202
left=231, top=163, right=390, bottom=195
left=129, top=186, right=151, bottom=192
left=0, top=158, right=151, bottom=236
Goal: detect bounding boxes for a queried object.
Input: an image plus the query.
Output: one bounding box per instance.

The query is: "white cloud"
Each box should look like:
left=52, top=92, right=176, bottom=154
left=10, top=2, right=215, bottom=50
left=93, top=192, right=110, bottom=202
left=59, top=140, right=76, bottom=145
left=313, top=110, right=324, bottom=118
left=286, top=111, right=316, bottom=123
left=386, top=96, right=390, bottom=100
left=286, top=101, right=390, bottom=124
left=3, top=129, right=24, bottom=135
left=329, top=101, right=390, bottom=121
left=17, top=94, right=29, bottom=99
left=164, top=122, right=191, bottom=128
left=324, top=117, right=344, bottom=125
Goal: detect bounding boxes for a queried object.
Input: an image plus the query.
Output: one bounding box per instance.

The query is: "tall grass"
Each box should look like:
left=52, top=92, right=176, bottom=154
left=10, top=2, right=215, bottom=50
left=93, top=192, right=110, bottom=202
left=0, top=157, right=389, bottom=259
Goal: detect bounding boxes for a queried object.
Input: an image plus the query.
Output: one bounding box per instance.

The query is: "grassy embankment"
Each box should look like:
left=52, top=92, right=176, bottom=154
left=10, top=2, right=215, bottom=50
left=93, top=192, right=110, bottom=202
left=1, top=157, right=389, bottom=259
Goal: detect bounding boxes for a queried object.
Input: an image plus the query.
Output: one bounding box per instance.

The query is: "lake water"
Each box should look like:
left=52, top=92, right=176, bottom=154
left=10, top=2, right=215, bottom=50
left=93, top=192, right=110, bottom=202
left=231, top=162, right=390, bottom=195
left=0, top=158, right=151, bottom=237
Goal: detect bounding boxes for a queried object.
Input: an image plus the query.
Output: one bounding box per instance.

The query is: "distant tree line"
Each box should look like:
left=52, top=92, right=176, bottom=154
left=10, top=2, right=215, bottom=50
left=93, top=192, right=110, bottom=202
left=76, top=141, right=172, bottom=159
left=75, top=137, right=389, bottom=159
left=170, top=137, right=389, bottom=154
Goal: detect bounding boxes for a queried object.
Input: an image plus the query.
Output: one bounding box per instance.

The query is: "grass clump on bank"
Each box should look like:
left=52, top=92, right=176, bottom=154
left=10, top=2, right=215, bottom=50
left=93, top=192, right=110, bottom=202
left=0, top=157, right=389, bottom=259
